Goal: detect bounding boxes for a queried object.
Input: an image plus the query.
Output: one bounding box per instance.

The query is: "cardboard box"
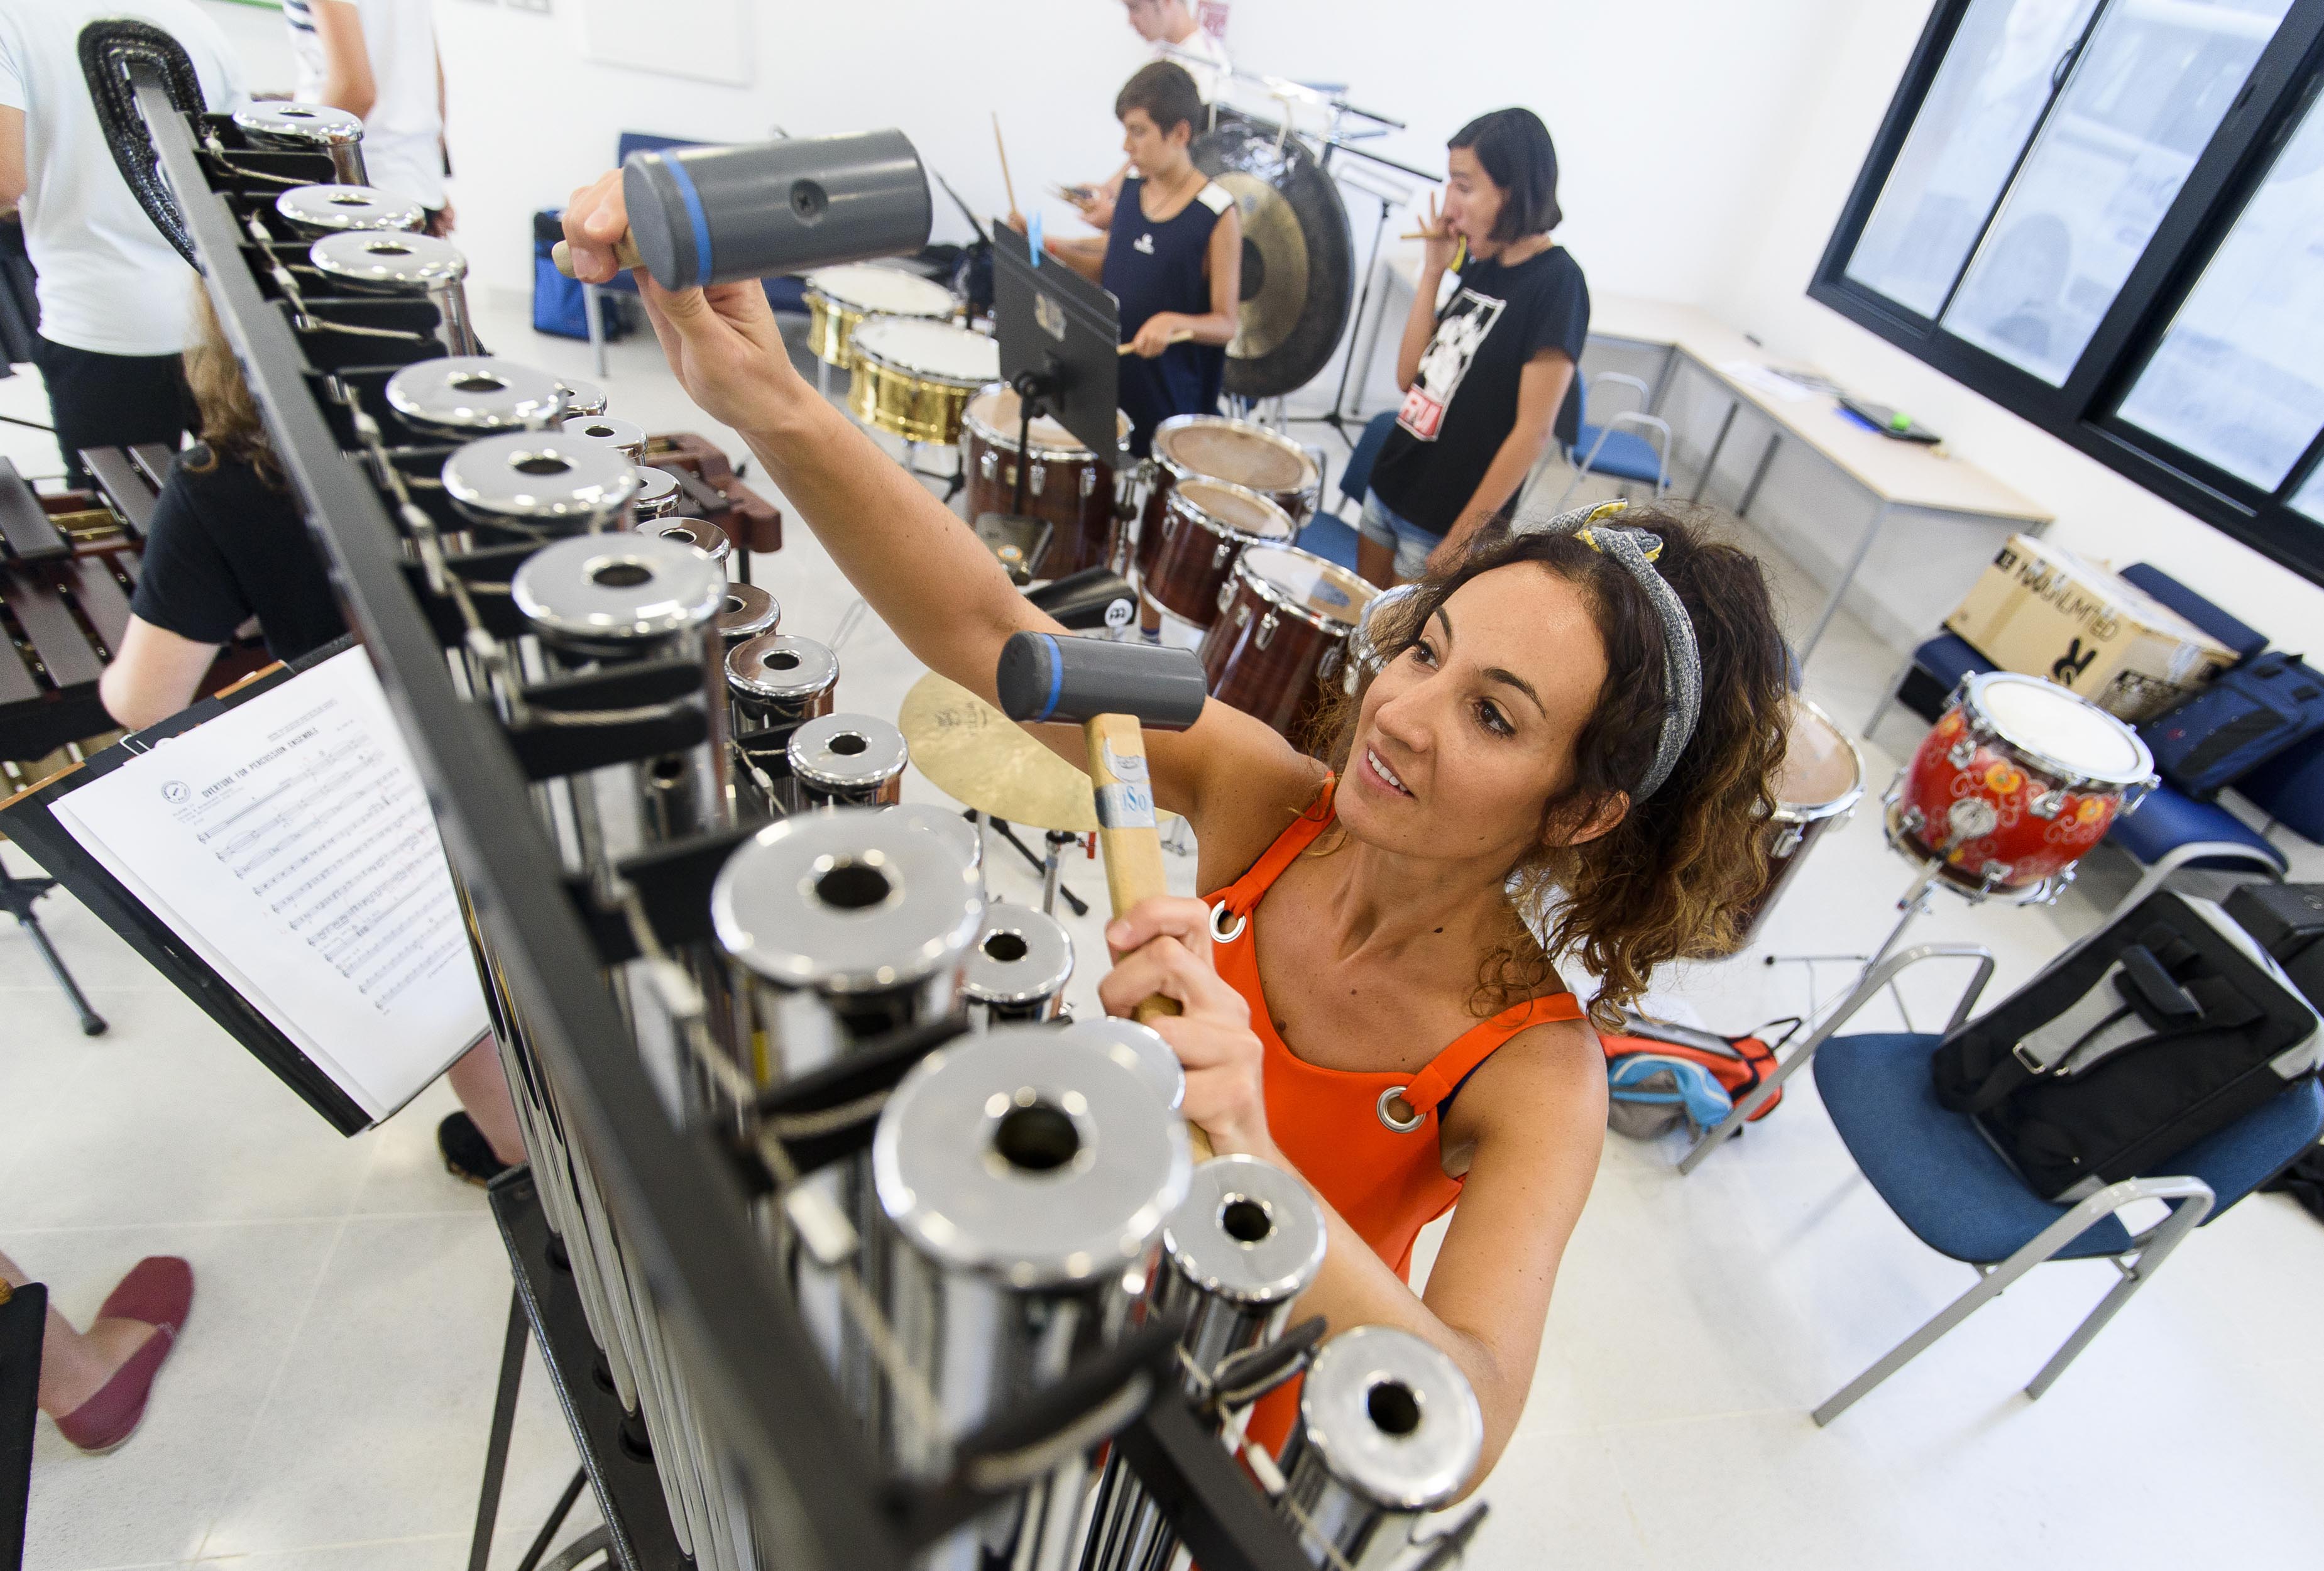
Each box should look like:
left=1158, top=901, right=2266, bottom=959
left=1943, top=535, right=2236, bottom=722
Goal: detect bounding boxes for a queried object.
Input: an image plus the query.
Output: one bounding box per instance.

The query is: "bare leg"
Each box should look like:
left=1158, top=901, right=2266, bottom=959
left=1, top=1249, right=161, bottom=1419
left=446, top=1038, right=525, bottom=1166
left=1356, top=534, right=1398, bottom=589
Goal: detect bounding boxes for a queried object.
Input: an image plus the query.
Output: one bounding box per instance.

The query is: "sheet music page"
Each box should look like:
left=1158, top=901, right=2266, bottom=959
left=52, top=648, right=488, bottom=1119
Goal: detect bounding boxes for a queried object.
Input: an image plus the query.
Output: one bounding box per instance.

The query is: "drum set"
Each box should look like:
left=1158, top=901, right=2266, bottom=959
left=808, top=258, right=1389, bottom=754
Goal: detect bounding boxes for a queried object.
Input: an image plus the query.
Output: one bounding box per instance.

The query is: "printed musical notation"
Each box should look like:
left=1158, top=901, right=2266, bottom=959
left=53, top=649, right=488, bottom=1119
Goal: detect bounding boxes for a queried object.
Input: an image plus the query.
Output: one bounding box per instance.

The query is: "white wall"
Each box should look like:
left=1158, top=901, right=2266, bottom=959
left=192, top=0, right=2320, bottom=643
left=417, top=0, right=1860, bottom=303
left=1704, top=1, right=2324, bottom=650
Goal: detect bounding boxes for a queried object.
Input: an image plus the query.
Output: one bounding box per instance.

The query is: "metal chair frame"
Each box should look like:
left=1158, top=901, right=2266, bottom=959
left=1555, top=373, right=1672, bottom=509
left=1679, top=943, right=1997, bottom=1175
left=1674, top=944, right=2231, bottom=1424
left=1814, top=1169, right=2214, bottom=1425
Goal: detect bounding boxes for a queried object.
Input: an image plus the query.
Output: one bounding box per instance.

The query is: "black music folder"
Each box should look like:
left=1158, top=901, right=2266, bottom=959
left=0, top=638, right=489, bottom=1136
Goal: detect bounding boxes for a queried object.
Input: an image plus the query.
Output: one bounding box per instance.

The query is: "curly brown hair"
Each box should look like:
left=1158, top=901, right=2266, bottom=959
left=182, top=285, right=284, bottom=488
left=1312, top=501, right=1791, bottom=1027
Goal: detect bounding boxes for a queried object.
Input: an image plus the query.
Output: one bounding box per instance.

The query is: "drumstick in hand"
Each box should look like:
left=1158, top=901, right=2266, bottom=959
left=992, top=112, right=1019, bottom=216
left=1120, top=329, right=1195, bottom=355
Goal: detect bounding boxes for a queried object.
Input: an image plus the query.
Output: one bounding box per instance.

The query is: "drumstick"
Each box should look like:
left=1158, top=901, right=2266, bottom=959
left=1119, top=329, right=1195, bottom=355
left=1398, top=232, right=1469, bottom=271
left=992, top=112, right=1019, bottom=216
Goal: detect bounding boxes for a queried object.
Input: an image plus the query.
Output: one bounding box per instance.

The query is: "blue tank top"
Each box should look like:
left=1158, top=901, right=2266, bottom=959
left=1104, top=176, right=1232, bottom=457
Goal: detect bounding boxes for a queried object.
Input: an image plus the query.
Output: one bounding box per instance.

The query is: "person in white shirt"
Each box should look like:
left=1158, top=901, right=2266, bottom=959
left=1071, top=0, right=1232, bottom=232
left=282, top=0, right=451, bottom=234
left=0, top=0, right=244, bottom=490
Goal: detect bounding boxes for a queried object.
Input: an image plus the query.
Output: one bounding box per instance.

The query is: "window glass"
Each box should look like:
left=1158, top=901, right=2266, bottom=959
left=2292, top=461, right=2324, bottom=524
left=1942, top=0, right=2291, bottom=384
left=2117, top=87, right=2324, bottom=490
left=1843, top=0, right=2101, bottom=319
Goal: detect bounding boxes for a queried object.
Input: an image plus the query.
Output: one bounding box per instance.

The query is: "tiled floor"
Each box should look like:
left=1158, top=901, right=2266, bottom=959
left=4, top=292, right=2321, bottom=1570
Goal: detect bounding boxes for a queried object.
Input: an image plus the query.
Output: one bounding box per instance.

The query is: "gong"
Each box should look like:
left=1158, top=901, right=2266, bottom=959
left=1193, top=121, right=1354, bottom=402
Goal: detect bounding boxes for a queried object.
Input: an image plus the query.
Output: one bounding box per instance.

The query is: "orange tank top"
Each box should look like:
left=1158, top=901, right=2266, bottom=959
left=1204, top=779, right=1582, bottom=1448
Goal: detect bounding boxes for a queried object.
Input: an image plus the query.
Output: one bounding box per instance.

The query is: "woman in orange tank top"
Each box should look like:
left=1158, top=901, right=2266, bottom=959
left=561, top=168, right=1794, bottom=1493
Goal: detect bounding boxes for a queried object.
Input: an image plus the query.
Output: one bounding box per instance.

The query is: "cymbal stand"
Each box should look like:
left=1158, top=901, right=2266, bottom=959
left=1042, top=828, right=1078, bottom=918
left=987, top=817, right=1089, bottom=917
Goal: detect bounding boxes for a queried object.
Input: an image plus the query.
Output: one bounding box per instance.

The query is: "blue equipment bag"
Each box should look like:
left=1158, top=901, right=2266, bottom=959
left=2140, top=652, right=2324, bottom=798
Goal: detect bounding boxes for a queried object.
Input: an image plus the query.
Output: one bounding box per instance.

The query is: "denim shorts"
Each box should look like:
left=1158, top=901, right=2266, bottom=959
left=1356, top=489, right=1443, bottom=583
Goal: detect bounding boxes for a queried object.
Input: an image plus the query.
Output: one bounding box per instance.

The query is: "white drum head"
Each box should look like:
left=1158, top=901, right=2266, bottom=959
left=1969, top=672, right=2151, bottom=786
left=803, top=264, right=958, bottom=318
left=1154, top=418, right=1318, bottom=494
left=967, top=386, right=1131, bottom=456
left=1775, top=698, right=1863, bottom=818
left=1176, top=479, right=1296, bottom=542
left=1239, top=545, right=1374, bottom=628
left=853, top=319, right=1000, bottom=385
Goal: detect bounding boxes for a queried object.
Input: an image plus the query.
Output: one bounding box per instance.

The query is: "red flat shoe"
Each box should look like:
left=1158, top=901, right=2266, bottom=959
left=54, top=1257, right=194, bottom=1454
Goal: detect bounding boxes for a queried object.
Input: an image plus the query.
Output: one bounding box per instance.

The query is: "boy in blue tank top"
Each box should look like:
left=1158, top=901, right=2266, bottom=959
left=1012, top=61, right=1241, bottom=460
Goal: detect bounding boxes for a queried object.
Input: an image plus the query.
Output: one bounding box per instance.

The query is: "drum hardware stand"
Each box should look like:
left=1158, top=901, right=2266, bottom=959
left=0, top=855, right=107, bottom=1036
left=986, top=818, right=1090, bottom=917
left=1041, top=828, right=1081, bottom=918
left=1763, top=789, right=2071, bottom=1036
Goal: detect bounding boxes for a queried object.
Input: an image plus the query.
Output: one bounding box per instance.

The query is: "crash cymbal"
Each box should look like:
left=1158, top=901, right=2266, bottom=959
left=1195, top=120, right=1355, bottom=400
left=899, top=671, right=1178, bottom=833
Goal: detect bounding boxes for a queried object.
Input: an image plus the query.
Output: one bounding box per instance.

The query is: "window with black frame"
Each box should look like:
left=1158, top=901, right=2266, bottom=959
left=1811, top=0, right=2324, bottom=587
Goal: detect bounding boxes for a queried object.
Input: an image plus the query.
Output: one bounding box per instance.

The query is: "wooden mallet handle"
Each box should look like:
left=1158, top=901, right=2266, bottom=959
left=1082, top=713, right=1213, bottom=1161
left=551, top=234, right=644, bottom=280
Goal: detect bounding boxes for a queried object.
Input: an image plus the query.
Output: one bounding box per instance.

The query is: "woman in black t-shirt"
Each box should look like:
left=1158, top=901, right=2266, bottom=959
left=99, top=291, right=522, bottom=1186
left=99, top=295, right=344, bottom=732
left=1361, top=109, right=1589, bottom=586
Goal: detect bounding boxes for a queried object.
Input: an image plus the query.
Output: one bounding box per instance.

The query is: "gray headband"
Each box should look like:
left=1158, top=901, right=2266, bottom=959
left=1515, top=500, right=1702, bottom=801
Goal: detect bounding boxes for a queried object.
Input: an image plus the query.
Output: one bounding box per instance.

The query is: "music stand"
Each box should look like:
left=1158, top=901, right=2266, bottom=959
left=976, top=224, right=1126, bottom=580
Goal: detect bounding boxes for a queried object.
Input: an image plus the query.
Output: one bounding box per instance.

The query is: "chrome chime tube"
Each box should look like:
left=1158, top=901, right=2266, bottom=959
left=788, top=713, right=911, bottom=809
left=233, top=101, right=369, bottom=183
left=962, top=904, right=1075, bottom=1027
left=873, top=1027, right=1194, bottom=1571
left=1278, top=1327, right=1484, bottom=1570
left=1083, top=1155, right=1326, bottom=1571
left=309, top=230, right=481, bottom=356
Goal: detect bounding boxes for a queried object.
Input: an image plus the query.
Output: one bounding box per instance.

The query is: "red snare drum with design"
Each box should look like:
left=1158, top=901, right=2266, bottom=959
left=1894, top=671, right=2154, bottom=894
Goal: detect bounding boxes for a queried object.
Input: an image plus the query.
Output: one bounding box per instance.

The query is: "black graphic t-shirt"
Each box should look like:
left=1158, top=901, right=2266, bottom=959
left=1368, top=246, right=1589, bottom=537
left=131, top=449, right=346, bottom=662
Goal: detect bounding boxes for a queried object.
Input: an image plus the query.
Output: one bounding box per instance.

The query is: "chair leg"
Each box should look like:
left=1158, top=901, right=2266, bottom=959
left=2024, top=1183, right=2210, bottom=1399
left=1812, top=1262, right=2019, bottom=1426
left=1864, top=653, right=1916, bottom=738
left=1812, top=1173, right=2212, bottom=1423
left=1676, top=942, right=1995, bottom=1175
left=584, top=283, right=608, bottom=378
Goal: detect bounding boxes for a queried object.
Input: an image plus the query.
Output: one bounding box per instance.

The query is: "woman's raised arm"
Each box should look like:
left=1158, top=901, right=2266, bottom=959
left=558, top=172, right=1308, bottom=824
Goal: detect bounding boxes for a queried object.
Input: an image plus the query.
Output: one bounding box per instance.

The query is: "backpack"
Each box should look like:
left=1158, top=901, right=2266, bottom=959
left=1929, top=890, right=2321, bottom=1201
left=1603, top=1015, right=1795, bottom=1140
left=2139, top=652, right=2324, bottom=798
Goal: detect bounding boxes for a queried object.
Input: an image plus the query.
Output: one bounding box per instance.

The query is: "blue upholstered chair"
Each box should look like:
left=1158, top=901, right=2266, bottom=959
left=1554, top=373, right=1671, bottom=508
left=1863, top=564, right=2289, bottom=912
left=1681, top=943, right=2324, bottom=1424
left=1296, top=410, right=1400, bottom=571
